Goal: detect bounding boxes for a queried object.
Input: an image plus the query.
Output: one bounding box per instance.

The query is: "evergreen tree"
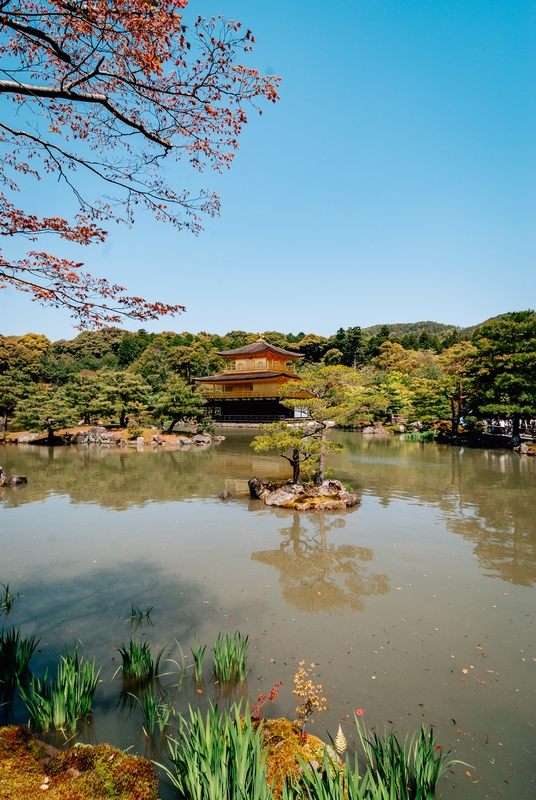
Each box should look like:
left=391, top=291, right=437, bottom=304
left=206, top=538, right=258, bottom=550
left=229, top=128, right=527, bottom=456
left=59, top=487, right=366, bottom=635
left=466, top=311, right=536, bottom=442
left=155, top=377, right=205, bottom=433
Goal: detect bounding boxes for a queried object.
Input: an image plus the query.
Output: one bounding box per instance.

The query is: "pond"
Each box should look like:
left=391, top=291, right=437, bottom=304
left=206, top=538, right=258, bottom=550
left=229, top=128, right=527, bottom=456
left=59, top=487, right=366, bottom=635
left=1, top=431, right=535, bottom=799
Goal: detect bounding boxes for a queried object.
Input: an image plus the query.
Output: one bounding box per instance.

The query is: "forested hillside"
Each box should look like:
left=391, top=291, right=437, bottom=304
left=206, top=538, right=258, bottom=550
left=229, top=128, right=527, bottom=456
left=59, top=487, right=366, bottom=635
left=1, top=312, right=534, bottom=439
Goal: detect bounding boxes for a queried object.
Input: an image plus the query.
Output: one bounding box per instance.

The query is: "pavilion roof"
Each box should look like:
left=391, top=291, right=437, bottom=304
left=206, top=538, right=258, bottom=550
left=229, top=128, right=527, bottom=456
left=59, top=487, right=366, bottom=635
left=194, top=371, right=301, bottom=383
left=216, top=340, right=303, bottom=359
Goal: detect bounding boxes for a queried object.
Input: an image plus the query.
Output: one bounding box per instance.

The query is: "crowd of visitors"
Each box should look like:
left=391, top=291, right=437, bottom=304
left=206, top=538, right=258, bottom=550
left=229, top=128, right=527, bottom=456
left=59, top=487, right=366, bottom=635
left=484, top=419, right=536, bottom=437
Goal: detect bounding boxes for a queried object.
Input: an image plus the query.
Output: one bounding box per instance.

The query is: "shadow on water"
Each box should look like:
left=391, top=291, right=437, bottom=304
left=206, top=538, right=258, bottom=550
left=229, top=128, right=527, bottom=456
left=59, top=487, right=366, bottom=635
left=252, top=511, right=389, bottom=614
left=1, top=560, right=206, bottom=727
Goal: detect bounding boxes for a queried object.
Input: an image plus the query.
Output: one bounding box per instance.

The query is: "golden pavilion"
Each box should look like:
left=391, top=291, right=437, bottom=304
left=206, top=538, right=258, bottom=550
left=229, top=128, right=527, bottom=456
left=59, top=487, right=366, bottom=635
left=194, top=337, right=305, bottom=422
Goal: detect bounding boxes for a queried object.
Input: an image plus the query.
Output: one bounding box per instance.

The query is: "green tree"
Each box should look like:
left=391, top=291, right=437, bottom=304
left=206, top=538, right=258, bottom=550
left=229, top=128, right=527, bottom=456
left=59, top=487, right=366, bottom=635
left=14, top=386, right=78, bottom=443
left=129, top=334, right=177, bottom=390
left=407, top=377, right=451, bottom=426
left=0, top=333, right=52, bottom=381
left=369, top=371, right=411, bottom=420
left=332, top=326, right=364, bottom=367
left=251, top=422, right=323, bottom=484
left=262, top=331, right=291, bottom=348
left=169, top=343, right=223, bottom=381
left=52, top=329, right=124, bottom=369
left=466, top=311, right=536, bottom=443
left=287, top=335, right=330, bottom=363
left=365, top=325, right=391, bottom=360
left=372, top=341, right=423, bottom=375
left=219, top=331, right=257, bottom=350
left=280, top=365, right=386, bottom=484
left=96, top=370, right=152, bottom=428
left=322, top=348, right=344, bottom=366
left=0, top=370, right=32, bottom=432
left=117, top=330, right=153, bottom=367
left=438, top=341, right=479, bottom=437
left=155, top=377, right=205, bottom=433
left=64, top=371, right=109, bottom=425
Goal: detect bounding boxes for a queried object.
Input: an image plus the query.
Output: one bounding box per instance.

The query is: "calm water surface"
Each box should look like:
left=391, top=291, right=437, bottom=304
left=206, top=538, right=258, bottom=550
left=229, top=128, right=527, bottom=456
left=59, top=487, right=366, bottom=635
left=1, top=431, right=535, bottom=799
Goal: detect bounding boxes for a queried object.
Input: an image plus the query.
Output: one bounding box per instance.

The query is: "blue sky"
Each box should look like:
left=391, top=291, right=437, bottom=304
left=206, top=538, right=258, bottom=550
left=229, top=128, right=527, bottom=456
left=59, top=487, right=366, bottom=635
left=1, top=0, right=535, bottom=339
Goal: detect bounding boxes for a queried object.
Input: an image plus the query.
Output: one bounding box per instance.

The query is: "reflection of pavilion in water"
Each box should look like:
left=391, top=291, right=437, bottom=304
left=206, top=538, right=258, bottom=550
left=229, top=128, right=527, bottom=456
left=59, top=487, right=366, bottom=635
left=251, top=512, right=389, bottom=614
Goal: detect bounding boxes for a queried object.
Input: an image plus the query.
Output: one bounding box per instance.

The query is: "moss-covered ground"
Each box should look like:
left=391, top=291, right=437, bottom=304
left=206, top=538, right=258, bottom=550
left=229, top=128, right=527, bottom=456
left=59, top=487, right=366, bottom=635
left=0, top=726, right=158, bottom=800
left=261, top=718, right=336, bottom=797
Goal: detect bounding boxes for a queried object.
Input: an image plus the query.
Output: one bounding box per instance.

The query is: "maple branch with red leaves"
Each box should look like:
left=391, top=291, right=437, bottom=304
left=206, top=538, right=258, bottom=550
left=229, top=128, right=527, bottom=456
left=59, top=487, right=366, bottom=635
left=0, top=0, right=280, bottom=327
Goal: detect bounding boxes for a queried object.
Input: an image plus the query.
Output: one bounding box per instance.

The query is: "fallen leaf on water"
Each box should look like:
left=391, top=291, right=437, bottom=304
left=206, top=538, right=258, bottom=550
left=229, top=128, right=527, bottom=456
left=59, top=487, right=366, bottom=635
left=476, top=644, right=482, bottom=650
left=196, top=689, right=203, bottom=694
left=466, top=771, right=471, bottom=777
left=480, top=680, right=487, bottom=684
left=203, top=601, right=210, bottom=604
left=462, top=669, right=468, bottom=674
left=229, top=619, right=235, bottom=623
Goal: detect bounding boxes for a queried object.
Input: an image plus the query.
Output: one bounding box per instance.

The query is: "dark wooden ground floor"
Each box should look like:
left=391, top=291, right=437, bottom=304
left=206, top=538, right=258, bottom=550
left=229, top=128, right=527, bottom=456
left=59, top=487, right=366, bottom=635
left=205, top=397, right=297, bottom=423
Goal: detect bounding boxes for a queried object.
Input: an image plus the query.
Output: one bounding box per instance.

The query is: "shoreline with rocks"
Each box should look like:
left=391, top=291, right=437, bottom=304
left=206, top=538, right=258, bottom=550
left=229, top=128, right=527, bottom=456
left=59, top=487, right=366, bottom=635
left=1, top=426, right=225, bottom=448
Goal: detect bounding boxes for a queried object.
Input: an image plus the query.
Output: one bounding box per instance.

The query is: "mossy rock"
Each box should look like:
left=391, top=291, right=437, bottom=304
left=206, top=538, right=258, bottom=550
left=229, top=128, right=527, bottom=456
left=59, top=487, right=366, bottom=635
left=0, top=726, right=158, bottom=800
left=261, top=718, right=338, bottom=797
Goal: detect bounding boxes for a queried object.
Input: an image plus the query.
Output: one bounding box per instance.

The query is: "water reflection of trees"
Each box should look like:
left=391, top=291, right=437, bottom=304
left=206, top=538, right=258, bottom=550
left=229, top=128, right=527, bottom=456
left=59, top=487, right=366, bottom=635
left=336, top=434, right=536, bottom=587
left=251, top=512, right=389, bottom=614
left=3, top=433, right=535, bottom=588
left=0, top=439, right=289, bottom=510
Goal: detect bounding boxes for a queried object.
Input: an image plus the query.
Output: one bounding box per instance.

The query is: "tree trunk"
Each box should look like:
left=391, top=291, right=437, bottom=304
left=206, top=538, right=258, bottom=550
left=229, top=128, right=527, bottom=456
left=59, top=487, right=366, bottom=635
left=119, top=408, right=126, bottom=428
left=47, top=427, right=55, bottom=445
left=449, top=395, right=457, bottom=437
left=0, top=409, right=7, bottom=433
left=448, top=380, right=468, bottom=439
left=165, top=417, right=180, bottom=434
left=292, top=449, right=301, bottom=484
left=315, top=430, right=327, bottom=485
left=84, top=411, right=90, bottom=424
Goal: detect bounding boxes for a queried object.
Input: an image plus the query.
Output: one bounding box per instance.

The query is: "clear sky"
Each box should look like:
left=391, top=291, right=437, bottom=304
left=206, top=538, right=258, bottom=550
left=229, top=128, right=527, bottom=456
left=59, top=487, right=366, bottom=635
left=1, top=0, right=535, bottom=340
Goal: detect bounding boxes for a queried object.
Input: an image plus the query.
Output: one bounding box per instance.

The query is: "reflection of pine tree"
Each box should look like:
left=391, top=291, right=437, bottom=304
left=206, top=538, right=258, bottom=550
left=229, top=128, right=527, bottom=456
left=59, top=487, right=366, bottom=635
left=443, top=450, right=536, bottom=586
left=251, top=513, right=389, bottom=614
left=336, top=433, right=536, bottom=588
